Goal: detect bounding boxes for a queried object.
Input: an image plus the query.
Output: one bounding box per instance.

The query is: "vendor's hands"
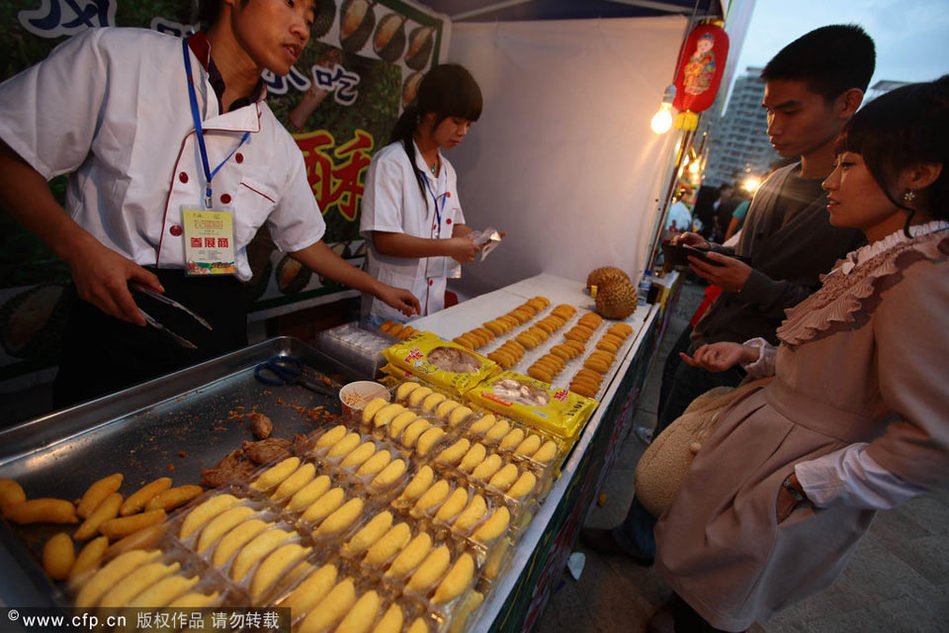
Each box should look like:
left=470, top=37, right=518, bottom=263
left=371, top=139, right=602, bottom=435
left=680, top=342, right=757, bottom=372
left=446, top=236, right=481, bottom=264
left=378, top=284, right=421, bottom=317
left=687, top=251, right=752, bottom=292
left=67, top=236, right=161, bottom=326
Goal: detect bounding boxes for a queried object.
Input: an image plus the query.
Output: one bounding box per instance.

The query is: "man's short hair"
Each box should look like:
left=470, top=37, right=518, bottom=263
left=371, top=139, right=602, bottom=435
left=761, top=25, right=875, bottom=102
left=196, top=0, right=248, bottom=28
left=196, top=0, right=219, bottom=28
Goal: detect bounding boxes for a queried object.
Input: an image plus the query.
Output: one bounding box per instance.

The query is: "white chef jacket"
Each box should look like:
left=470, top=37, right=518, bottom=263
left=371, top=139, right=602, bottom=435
left=0, top=27, right=324, bottom=281
left=360, top=140, right=465, bottom=321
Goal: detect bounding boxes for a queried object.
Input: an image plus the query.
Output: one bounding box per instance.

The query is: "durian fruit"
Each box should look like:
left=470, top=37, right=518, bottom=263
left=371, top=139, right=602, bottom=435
left=402, top=72, right=423, bottom=108
left=310, top=0, right=337, bottom=39
left=275, top=254, right=313, bottom=295
left=586, top=267, right=630, bottom=292
left=595, top=279, right=638, bottom=320
left=405, top=26, right=434, bottom=70
left=372, top=13, right=407, bottom=63
left=0, top=283, right=68, bottom=359
left=339, top=0, right=376, bottom=53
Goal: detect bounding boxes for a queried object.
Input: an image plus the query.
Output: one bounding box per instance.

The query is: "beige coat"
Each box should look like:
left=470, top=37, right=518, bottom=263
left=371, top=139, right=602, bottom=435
left=655, top=230, right=949, bottom=631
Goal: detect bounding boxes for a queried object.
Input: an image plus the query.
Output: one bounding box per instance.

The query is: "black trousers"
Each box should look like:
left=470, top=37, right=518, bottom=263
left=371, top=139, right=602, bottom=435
left=53, top=269, right=248, bottom=408
left=670, top=593, right=743, bottom=633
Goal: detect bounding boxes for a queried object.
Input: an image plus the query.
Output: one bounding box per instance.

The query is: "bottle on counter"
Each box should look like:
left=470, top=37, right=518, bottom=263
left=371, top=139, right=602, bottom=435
left=637, top=271, right=652, bottom=306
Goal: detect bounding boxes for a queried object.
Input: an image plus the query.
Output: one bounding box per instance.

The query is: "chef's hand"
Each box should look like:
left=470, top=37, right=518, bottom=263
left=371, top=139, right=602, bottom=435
left=680, top=341, right=757, bottom=372
left=446, top=236, right=481, bottom=264
left=378, top=284, right=421, bottom=317
left=68, top=236, right=162, bottom=326
left=672, top=231, right=709, bottom=249
left=687, top=251, right=752, bottom=292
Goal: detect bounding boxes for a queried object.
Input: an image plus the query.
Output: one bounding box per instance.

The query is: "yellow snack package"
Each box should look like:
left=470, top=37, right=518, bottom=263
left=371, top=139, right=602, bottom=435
left=381, top=332, right=499, bottom=397
left=465, top=371, right=598, bottom=439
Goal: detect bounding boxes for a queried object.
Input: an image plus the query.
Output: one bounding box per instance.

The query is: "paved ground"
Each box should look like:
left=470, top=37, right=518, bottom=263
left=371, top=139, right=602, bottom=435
left=536, top=281, right=949, bottom=633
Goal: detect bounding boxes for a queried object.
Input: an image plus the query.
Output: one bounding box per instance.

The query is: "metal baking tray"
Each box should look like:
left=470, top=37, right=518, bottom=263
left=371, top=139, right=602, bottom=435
left=0, top=336, right=359, bottom=609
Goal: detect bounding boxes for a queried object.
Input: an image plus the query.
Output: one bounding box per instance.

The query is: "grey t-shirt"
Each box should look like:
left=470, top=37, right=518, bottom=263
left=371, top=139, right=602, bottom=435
left=693, top=162, right=864, bottom=347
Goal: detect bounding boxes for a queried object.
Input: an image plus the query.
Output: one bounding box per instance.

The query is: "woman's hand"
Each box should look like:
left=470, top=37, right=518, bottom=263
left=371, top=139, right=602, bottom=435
left=377, top=284, right=421, bottom=317
left=446, top=236, right=480, bottom=264
left=776, top=472, right=807, bottom=522
left=680, top=342, right=758, bottom=372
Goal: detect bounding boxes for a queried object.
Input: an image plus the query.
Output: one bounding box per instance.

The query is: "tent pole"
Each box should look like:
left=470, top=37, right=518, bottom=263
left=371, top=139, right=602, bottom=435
left=647, top=127, right=696, bottom=272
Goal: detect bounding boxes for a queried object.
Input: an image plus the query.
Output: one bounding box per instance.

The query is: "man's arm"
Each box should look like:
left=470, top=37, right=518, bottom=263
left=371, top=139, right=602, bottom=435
left=289, top=240, right=421, bottom=316
left=0, top=142, right=159, bottom=325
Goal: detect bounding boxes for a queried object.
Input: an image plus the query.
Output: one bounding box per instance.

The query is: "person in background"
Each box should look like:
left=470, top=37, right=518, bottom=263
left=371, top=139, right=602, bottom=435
left=665, top=193, right=694, bottom=237
left=656, top=75, right=949, bottom=633
left=723, top=198, right=749, bottom=242
left=360, top=64, right=485, bottom=324
left=693, top=183, right=732, bottom=240
left=0, top=0, right=419, bottom=408
left=711, top=183, right=741, bottom=242
left=581, top=23, right=873, bottom=566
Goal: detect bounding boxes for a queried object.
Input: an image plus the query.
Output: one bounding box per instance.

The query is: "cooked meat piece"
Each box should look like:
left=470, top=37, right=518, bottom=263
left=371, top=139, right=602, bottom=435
left=201, top=449, right=257, bottom=487
left=242, top=438, right=292, bottom=464
left=248, top=412, right=273, bottom=440
left=290, top=433, right=313, bottom=457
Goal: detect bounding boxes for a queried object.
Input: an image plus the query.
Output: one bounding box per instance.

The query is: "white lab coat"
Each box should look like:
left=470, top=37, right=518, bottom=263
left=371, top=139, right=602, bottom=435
left=360, top=140, right=465, bottom=321
left=0, top=27, right=324, bottom=281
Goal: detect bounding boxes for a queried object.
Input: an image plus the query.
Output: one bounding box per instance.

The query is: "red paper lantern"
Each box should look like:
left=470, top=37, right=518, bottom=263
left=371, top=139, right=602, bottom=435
left=672, top=22, right=729, bottom=130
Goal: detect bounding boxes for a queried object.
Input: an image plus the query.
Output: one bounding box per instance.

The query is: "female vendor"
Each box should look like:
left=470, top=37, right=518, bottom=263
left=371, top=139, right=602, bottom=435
left=0, top=0, right=419, bottom=407
left=359, top=64, right=485, bottom=324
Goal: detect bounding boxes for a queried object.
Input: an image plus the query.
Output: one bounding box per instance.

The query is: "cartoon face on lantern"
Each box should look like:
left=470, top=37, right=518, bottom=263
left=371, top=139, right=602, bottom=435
left=684, top=34, right=716, bottom=96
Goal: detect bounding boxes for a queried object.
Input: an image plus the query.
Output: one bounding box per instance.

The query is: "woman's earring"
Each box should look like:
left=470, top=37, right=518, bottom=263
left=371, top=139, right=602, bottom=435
left=903, top=189, right=917, bottom=203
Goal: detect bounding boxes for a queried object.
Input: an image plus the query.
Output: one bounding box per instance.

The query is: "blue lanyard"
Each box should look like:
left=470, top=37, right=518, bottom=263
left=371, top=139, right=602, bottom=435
left=423, top=175, right=449, bottom=238
left=181, top=37, right=250, bottom=209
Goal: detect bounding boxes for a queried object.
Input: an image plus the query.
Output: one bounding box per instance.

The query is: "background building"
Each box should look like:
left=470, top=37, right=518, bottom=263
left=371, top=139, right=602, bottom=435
left=702, top=66, right=778, bottom=188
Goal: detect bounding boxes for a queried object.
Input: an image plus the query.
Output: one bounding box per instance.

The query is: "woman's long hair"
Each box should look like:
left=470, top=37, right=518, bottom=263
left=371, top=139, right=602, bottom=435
left=836, top=75, right=949, bottom=234
left=389, top=64, right=482, bottom=197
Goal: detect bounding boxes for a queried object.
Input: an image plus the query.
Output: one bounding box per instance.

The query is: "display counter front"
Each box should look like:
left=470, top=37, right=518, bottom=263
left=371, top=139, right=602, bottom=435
left=411, top=272, right=676, bottom=632
left=0, top=272, right=680, bottom=633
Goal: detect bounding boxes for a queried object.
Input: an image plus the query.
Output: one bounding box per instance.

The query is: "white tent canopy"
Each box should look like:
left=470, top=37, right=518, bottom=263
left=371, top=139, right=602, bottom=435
left=443, top=15, right=686, bottom=297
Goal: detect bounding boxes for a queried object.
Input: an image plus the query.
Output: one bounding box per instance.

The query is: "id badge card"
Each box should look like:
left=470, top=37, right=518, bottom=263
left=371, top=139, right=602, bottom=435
left=182, top=207, right=237, bottom=276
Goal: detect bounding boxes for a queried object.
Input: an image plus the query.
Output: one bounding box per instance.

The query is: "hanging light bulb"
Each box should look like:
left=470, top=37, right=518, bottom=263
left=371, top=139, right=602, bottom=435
left=650, top=84, right=677, bottom=134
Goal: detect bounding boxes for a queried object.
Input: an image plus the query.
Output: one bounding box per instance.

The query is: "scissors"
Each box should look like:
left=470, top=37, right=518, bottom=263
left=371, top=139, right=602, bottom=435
left=254, top=355, right=337, bottom=397
left=131, top=282, right=212, bottom=349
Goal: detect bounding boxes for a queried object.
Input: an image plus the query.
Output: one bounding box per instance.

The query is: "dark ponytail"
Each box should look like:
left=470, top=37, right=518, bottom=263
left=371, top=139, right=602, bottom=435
left=389, top=64, right=483, bottom=197
left=836, top=75, right=949, bottom=236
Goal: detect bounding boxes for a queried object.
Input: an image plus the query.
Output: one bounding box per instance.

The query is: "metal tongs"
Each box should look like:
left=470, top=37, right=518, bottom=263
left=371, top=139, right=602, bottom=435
left=131, top=282, right=213, bottom=349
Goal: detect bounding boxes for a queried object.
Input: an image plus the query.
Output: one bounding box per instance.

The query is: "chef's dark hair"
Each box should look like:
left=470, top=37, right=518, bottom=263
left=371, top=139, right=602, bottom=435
left=762, top=25, right=875, bottom=102
left=196, top=0, right=248, bottom=28
left=836, top=75, right=949, bottom=234
left=389, top=64, right=483, bottom=197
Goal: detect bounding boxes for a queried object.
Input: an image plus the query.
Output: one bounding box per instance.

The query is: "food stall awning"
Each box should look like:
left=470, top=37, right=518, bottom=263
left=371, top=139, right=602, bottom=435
left=420, top=0, right=724, bottom=22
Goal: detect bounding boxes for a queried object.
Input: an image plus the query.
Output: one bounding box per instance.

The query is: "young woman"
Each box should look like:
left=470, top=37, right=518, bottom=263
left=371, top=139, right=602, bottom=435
left=359, top=64, right=484, bottom=323
left=653, top=76, right=948, bottom=632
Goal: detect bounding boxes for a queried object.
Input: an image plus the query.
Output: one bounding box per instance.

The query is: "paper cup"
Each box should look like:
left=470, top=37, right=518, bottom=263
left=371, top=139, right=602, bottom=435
left=339, top=381, right=390, bottom=419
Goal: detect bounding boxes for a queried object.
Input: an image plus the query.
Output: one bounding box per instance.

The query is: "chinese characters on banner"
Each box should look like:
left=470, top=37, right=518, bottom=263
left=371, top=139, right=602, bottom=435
left=0, top=0, right=448, bottom=376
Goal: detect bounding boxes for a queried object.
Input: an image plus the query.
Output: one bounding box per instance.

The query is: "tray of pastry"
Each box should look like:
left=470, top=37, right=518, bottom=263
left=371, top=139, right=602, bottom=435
left=0, top=336, right=358, bottom=609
